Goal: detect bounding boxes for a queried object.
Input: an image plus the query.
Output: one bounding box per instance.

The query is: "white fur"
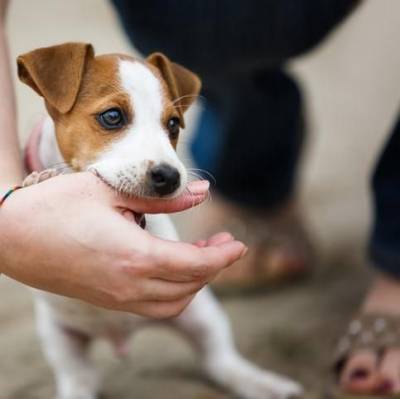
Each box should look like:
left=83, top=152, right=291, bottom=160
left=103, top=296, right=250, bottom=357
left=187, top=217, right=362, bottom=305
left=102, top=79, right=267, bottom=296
left=34, top=59, right=302, bottom=399
left=88, top=60, right=187, bottom=197
left=38, top=117, right=65, bottom=170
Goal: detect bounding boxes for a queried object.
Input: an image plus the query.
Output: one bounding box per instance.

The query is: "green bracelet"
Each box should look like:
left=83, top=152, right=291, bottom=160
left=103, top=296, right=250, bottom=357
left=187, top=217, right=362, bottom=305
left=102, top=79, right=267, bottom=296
left=0, top=185, right=22, bottom=207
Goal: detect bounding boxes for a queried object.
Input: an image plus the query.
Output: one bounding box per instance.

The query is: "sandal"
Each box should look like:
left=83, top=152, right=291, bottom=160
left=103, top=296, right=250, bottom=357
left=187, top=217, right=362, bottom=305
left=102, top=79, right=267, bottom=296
left=190, top=195, right=314, bottom=294
left=333, top=314, right=400, bottom=398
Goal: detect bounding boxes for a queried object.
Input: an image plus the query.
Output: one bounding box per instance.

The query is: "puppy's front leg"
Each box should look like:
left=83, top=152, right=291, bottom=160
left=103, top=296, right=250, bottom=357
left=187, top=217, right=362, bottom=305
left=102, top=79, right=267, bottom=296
left=35, top=300, right=99, bottom=399
left=173, top=288, right=303, bottom=399
left=146, top=214, right=302, bottom=398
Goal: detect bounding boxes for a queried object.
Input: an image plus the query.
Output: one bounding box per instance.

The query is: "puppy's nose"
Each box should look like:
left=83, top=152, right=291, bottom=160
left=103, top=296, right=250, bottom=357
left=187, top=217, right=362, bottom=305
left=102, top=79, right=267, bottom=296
left=149, top=163, right=180, bottom=196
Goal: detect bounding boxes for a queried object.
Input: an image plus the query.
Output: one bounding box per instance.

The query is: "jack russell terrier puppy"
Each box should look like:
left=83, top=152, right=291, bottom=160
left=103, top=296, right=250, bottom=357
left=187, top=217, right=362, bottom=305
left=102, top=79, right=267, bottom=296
left=17, top=42, right=302, bottom=399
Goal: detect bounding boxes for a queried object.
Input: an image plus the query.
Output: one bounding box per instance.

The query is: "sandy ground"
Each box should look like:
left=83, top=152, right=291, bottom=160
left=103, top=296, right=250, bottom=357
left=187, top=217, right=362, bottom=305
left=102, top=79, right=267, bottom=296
left=1, top=1, right=400, bottom=398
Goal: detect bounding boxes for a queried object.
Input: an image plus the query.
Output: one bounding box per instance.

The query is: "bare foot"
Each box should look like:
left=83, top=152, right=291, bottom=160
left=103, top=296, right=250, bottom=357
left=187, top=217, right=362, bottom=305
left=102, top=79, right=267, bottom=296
left=339, top=274, right=400, bottom=395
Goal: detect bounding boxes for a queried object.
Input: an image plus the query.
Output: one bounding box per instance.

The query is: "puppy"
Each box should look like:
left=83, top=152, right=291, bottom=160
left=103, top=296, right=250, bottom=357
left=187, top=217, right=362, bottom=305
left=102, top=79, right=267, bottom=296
left=18, top=42, right=302, bottom=399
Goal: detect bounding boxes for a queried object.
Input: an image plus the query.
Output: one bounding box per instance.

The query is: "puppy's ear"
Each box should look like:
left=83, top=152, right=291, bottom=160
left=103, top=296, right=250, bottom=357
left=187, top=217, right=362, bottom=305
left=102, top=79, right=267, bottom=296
left=17, top=42, right=94, bottom=114
left=146, top=52, right=201, bottom=128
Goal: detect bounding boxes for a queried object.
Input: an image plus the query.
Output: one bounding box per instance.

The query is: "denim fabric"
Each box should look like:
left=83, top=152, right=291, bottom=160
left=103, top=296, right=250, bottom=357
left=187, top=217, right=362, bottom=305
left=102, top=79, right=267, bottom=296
left=110, top=1, right=400, bottom=277
left=111, top=0, right=360, bottom=207
left=370, top=116, right=400, bottom=277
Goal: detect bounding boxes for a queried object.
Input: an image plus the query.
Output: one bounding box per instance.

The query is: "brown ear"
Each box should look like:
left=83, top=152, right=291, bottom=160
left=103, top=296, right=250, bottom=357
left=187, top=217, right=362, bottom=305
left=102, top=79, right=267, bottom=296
left=146, top=52, right=201, bottom=128
left=17, top=42, right=94, bottom=114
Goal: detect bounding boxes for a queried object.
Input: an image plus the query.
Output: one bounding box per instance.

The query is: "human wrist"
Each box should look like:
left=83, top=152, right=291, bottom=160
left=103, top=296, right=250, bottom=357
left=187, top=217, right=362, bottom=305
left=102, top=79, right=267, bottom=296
left=0, top=184, right=22, bottom=207
left=0, top=166, right=21, bottom=192
left=0, top=180, right=22, bottom=199
left=0, top=187, right=14, bottom=275
left=0, top=184, right=26, bottom=277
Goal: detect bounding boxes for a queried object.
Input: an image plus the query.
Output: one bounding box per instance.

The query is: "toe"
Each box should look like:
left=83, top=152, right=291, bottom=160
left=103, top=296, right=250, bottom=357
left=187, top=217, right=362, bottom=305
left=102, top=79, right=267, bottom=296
left=339, top=350, right=380, bottom=394
left=377, top=349, right=400, bottom=394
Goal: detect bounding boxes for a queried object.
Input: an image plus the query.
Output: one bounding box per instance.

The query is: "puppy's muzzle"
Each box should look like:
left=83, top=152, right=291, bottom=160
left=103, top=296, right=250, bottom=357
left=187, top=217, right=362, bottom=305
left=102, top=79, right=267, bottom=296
left=148, top=163, right=180, bottom=196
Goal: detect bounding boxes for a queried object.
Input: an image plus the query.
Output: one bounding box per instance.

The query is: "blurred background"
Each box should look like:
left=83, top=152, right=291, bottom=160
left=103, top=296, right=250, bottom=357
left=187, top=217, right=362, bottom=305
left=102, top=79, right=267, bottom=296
left=1, top=1, right=400, bottom=398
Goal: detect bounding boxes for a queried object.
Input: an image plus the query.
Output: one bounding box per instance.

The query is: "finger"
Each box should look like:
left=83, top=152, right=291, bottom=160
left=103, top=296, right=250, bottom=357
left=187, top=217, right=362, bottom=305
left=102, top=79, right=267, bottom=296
left=121, top=209, right=136, bottom=222
left=136, top=279, right=206, bottom=302
left=122, top=295, right=195, bottom=319
left=115, top=180, right=210, bottom=214
left=194, top=232, right=234, bottom=248
left=151, top=237, right=247, bottom=282
left=206, top=232, right=234, bottom=246
left=193, top=239, right=207, bottom=247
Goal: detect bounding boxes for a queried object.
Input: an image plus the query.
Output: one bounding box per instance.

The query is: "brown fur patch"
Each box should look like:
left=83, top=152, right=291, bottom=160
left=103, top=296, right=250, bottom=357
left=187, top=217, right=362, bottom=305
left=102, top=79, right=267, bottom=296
left=146, top=52, right=202, bottom=129
left=48, top=55, right=133, bottom=170
left=18, top=43, right=94, bottom=114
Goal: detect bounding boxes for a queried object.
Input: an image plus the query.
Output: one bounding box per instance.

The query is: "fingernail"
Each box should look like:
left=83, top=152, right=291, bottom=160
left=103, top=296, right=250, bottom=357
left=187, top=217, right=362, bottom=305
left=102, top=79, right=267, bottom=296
left=376, top=380, right=393, bottom=394
left=349, top=368, right=369, bottom=380
left=240, top=246, right=249, bottom=258
left=186, top=180, right=210, bottom=195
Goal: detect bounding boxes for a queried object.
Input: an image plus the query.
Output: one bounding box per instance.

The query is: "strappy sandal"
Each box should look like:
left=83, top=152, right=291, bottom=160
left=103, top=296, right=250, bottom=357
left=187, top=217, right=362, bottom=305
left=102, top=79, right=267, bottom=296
left=208, top=200, right=314, bottom=294
left=332, top=314, right=400, bottom=398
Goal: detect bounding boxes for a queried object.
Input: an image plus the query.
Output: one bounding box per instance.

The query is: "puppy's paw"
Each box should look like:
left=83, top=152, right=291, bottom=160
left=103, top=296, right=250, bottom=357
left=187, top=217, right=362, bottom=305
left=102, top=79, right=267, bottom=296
left=56, top=395, right=97, bottom=399
left=235, top=372, right=303, bottom=399
left=23, top=168, right=62, bottom=187
left=56, top=388, right=98, bottom=399
left=205, top=355, right=303, bottom=399
left=264, top=375, right=303, bottom=399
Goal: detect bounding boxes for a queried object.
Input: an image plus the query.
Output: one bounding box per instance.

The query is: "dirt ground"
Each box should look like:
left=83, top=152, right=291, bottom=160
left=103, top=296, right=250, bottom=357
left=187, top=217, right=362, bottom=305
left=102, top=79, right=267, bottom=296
left=1, top=1, right=400, bottom=398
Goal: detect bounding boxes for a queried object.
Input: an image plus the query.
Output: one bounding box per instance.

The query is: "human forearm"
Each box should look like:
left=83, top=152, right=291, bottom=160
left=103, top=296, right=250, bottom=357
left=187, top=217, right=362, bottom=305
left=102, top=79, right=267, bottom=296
left=0, top=174, right=245, bottom=316
left=0, top=2, right=23, bottom=191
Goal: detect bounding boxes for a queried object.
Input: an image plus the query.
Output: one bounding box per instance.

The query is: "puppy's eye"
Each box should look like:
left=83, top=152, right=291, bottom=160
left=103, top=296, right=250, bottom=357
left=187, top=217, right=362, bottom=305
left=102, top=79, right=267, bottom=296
left=167, top=117, right=180, bottom=139
left=97, top=108, right=125, bottom=130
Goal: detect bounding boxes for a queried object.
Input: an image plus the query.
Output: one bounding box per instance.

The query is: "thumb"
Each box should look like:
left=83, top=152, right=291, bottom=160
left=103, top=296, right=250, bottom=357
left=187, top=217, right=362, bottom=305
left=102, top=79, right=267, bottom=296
left=116, top=180, right=210, bottom=214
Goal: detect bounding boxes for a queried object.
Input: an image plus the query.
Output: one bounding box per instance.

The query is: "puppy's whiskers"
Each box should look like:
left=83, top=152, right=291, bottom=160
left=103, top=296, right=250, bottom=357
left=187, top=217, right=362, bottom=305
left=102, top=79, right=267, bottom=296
left=170, top=94, right=204, bottom=107
left=188, top=168, right=216, bottom=185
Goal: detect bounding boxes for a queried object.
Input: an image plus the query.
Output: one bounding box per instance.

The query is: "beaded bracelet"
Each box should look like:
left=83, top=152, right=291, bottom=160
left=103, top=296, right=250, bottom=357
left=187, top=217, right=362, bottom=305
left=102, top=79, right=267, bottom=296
left=0, top=185, right=22, bottom=207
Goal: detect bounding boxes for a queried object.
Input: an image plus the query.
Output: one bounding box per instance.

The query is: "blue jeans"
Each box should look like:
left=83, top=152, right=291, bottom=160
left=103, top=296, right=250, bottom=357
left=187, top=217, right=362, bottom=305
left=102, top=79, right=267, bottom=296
left=370, top=116, right=400, bottom=277
left=112, top=0, right=359, bottom=208
left=111, top=0, right=400, bottom=278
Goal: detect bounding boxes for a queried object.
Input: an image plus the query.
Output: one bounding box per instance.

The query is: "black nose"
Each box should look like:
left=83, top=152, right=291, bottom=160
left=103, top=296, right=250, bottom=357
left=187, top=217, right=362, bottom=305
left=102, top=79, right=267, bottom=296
left=149, top=163, right=181, bottom=196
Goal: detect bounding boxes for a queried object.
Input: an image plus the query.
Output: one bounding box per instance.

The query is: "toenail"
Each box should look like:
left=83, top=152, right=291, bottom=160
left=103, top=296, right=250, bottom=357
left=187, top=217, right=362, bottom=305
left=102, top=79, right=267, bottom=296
left=349, top=368, right=369, bottom=380
left=376, top=380, right=393, bottom=394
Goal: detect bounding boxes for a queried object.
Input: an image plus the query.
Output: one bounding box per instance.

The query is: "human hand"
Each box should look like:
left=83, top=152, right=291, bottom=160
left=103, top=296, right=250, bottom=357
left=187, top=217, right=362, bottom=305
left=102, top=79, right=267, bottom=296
left=0, top=172, right=246, bottom=317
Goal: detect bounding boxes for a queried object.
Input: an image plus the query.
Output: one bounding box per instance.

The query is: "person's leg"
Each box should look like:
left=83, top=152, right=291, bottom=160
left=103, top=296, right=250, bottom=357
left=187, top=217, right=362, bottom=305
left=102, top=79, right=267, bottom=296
left=111, top=0, right=361, bottom=203
left=111, top=0, right=360, bottom=199
left=370, top=116, right=400, bottom=277
left=193, top=69, right=304, bottom=209
left=111, top=0, right=361, bottom=73
left=338, top=115, right=400, bottom=395
left=110, top=0, right=361, bottom=286
left=188, top=70, right=312, bottom=288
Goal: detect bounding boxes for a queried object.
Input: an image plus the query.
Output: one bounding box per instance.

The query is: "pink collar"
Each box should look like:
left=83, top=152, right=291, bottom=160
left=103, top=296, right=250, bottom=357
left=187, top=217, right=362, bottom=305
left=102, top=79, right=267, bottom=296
left=24, top=120, right=45, bottom=173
